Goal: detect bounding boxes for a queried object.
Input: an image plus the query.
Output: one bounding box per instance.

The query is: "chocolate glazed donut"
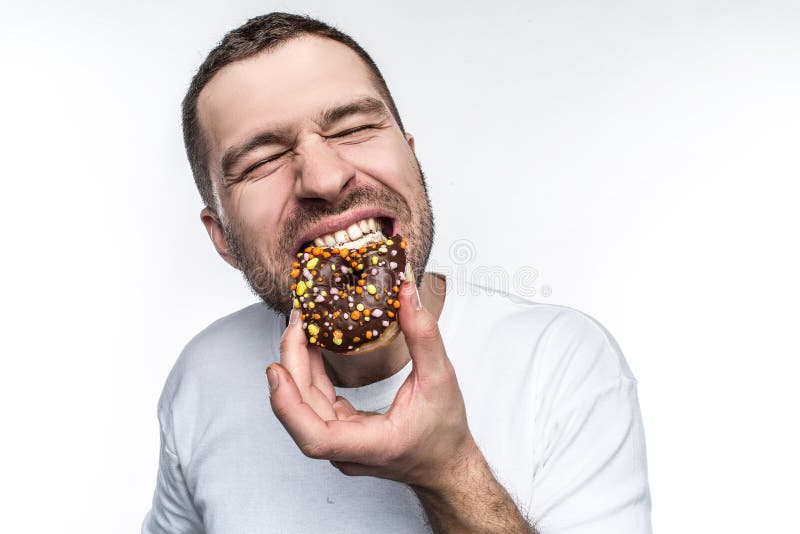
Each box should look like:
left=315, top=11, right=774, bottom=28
left=290, top=235, right=408, bottom=353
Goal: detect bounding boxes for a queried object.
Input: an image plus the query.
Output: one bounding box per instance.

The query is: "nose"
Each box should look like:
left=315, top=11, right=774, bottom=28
left=294, top=137, right=355, bottom=203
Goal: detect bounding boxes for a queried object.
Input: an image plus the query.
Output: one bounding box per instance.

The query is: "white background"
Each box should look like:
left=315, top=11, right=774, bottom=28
left=2, top=1, right=798, bottom=532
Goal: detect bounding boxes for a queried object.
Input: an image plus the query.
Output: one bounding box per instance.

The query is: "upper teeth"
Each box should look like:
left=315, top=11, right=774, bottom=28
left=312, top=217, right=385, bottom=249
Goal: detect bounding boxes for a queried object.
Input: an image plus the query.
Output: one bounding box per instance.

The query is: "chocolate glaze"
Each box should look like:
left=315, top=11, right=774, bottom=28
left=290, top=235, right=407, bottom=353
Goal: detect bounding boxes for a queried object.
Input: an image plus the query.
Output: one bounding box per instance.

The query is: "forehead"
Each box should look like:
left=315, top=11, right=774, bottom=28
left=197, top=35, right=383, bottom=154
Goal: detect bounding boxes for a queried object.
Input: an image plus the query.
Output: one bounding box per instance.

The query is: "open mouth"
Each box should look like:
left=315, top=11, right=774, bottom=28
left=298, top=216, right=395, bottom=254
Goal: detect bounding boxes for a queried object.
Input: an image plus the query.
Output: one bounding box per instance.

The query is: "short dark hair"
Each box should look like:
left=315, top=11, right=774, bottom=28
left=182, top=12, right=406, bottom=211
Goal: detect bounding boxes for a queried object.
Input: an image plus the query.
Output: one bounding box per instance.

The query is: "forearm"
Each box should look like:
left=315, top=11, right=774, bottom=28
left=410, top=442, right=536, bottom=534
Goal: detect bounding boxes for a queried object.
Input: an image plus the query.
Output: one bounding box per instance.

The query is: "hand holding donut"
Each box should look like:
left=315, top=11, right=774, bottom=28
left=267, top=264, right=479, bottom=491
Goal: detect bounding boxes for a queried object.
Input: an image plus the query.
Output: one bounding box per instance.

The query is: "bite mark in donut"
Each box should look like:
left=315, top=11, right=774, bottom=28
left=290, top=235, right=407, bottom=353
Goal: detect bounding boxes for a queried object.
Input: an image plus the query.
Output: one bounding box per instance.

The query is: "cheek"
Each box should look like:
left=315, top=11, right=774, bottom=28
left=345, top=136, right=417, bottom=189
left=230, top=179, right=291, bottom=246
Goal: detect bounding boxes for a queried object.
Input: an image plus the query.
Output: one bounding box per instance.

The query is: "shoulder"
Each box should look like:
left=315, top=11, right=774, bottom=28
left=158, top=302, right=283, bottom=411
left=182, top=302, right=280, bottom=358
left=442, top=275, right=635, bottom=393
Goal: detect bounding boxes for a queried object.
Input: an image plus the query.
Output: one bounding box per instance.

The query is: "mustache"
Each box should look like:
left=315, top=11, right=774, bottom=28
left=278, top=185, right=410, bottom=250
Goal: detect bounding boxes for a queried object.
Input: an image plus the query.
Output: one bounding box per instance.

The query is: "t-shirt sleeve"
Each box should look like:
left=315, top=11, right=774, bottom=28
left=141, top=401, right=204, bottom=534
left=528, top=310, right=652, bottom=534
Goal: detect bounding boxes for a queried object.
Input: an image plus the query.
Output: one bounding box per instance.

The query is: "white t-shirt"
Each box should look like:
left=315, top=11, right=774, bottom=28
left=143, top=275, right=652, bottom=533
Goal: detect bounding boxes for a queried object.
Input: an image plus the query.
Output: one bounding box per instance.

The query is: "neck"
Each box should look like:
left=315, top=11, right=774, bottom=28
left=321, top=272, right=446, bottom=388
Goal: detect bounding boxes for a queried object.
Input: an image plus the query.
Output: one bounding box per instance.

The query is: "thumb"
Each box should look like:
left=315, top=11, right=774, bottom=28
left=397, top=267, right=448, bottom=379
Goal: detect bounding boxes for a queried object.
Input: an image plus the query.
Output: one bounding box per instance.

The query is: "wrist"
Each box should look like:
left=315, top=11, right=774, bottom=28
left=410, top=435, right=486, bottom=497
left=409, top=439, right=534, bottom=534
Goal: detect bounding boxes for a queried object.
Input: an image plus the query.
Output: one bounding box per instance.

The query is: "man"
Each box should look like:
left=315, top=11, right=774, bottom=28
left=143, top=13, right=652, bottom=534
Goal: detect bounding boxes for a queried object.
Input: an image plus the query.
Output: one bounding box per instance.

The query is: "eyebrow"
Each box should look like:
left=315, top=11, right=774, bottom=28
left=317, top=96, right=389, bottom=130
left=219, top=96, right=389, bottom=182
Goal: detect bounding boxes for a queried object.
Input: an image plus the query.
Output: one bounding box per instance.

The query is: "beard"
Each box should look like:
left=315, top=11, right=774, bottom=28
left=222, top=164, right=435, bottom=317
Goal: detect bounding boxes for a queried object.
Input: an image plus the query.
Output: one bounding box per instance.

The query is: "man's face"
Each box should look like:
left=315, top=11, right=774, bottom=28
left=197, top=36, right=434, bottom=315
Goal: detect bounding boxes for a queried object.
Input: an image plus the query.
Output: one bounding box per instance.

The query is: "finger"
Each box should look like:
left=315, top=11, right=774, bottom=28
left=268, top=362, right=333, bottom=456
left=397, top=269, right=449, bottom=379
left=334, top=395, right=379, bottom=419
left=271, top=367, right=394, bottom=462
left=323, top=417, right=396, bottom=464
left=330, top=460, right=374, bottom=477
left=332, top=396, right=357, bottom=420
left=280, top=309, right=313, bottom=391
left=309, top=345, right=336, bottom=404
left=278, top=312, right=337, bottom=418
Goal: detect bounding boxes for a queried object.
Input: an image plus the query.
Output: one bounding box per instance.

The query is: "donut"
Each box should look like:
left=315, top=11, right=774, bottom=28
left=290, top=235, right=408, bottom=353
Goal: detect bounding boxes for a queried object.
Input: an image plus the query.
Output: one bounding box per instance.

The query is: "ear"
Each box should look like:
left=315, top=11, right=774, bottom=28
left=404, top=132, right=415, bottom=152
left=200, top=206, right=240, bottom=270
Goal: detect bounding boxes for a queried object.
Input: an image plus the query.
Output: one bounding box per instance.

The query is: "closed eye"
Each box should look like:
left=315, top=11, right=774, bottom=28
left=328, top=125, right=376, bottom=139
left=237, top=151, right=289, bottom=180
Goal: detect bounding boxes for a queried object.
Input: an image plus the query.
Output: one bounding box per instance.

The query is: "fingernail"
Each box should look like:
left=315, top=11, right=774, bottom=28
left=266, top=365, right=278, bottom=392
left=404, top=262, right=423, bottom=311
left=405, top=261, right=416, bottom=285
left=288, top=308, right=300, bottom=325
